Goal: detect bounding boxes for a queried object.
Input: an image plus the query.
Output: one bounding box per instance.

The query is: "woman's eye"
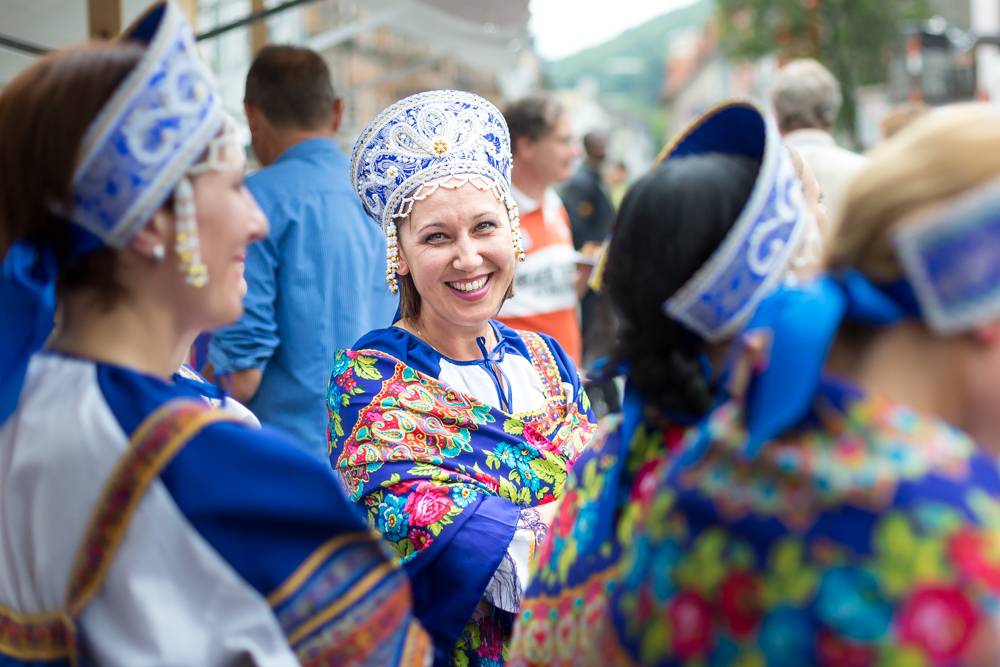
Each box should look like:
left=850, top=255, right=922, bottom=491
left=475, top=220, right=498, bottom=232
left=423, top=232, right=447, bottom=243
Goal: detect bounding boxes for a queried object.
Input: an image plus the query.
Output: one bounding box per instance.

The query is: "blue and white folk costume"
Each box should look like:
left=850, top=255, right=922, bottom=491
left=0, top=3, right=429, bottom=665
left=175, top=362, right=260, bottom=426
left=331, top=90, right=599, bottom=666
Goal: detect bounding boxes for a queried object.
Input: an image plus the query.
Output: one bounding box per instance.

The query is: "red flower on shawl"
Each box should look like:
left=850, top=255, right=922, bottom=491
left=897, top=585, right=979, bottom=663
left=630, top=459, right=664, bottom=507
left=408, top=528, right=434, bottom=551
left=815, top=628, right=877, bottom=667
left=474, top=471, right=500, bottom=494
left=669, top=591, right=713, bottom=659
left=345, top=350, right=359, bottom=359
left=337, top=375, right=357, bottom=392
left=663, top=424, right=687, bottom=455
left=404, top=481, right=452, bottom=526
left=949, top=528, right=1000, bottom=591
left=389, top=480, right=415, bottom=495
left=719, top=571, right=763, bottom=639
left=523, top=423, right=557, bottom=452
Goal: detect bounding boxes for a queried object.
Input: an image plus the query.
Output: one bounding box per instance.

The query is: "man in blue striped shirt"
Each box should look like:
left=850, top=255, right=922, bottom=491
left=206, top=46, right=396, bottom=457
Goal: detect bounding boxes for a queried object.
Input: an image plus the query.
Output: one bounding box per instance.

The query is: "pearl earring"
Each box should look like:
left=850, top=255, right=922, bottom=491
left=152, top=244, right=165, bottom=261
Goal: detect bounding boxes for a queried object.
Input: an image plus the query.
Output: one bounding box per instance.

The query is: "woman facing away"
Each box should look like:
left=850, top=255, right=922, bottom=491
left=512, top=104, right=1000, bottom=665
left=327, top=90, right=599, bottom=665
left=0, top=3, right=430, bottom=665
left=507, top=100, right=826, bottom=665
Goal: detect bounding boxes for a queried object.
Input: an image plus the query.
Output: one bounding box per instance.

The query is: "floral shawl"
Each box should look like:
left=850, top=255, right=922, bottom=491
left=327, top=324, right=598, bottom=665
left=511, top=376, right=1000, bottom=666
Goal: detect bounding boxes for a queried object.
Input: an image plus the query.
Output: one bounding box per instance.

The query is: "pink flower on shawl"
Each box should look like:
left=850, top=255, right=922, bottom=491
left=404, top=481, right=453, bottom=526
left=523, top=423, right=558, bottom=452
left=896, top=585, right=979, bottom=663
left=474, top=471, right=500, bottom=494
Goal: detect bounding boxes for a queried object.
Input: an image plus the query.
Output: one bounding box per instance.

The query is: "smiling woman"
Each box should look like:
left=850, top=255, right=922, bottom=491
left=395, top=173, right=517, bottom=329
left=330, top=90, right=600, bottom=666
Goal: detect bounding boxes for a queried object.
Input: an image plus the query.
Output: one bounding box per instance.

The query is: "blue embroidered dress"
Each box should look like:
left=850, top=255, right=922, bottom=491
left=328, top=321, right=598, bottom=666
left=0, top=352, right=430, bottom=666
left=510, top=376, right=1000, bottom=666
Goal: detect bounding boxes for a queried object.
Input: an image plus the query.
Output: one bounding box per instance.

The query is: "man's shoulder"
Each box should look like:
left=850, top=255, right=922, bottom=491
left=247, top=142, right=351, bottom=196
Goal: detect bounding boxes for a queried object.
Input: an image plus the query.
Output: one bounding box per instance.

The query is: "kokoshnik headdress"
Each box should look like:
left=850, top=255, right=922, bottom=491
left=695, top=151, right=1000, bottom=460
left=657, top=100, right=812, bottom=343
left=0, top=0, right=239, bottom=424
left=351, top=90, right=525, bottom=294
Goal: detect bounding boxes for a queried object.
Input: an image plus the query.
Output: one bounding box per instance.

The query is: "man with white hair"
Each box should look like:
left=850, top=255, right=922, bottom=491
left=771, top=58, right=868, bottom=228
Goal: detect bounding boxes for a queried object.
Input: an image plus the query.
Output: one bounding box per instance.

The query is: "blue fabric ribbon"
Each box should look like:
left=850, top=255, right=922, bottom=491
left=475, top=335, right=516, bottom=414
left=0, top=226, right=104, bottom=426
left=740, top=270, right=920, bottom=458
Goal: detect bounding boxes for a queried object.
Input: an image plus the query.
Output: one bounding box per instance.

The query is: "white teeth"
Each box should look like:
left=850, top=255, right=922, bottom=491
left=448, top=275, right=489, bottom=292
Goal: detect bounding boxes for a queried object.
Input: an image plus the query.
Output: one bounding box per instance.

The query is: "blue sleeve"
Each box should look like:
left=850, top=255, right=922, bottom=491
left=207, top=188, right=285, bottom=374
left=160, top=421, right=431, bottom=664
left=161, top=421, right=369, bottom=595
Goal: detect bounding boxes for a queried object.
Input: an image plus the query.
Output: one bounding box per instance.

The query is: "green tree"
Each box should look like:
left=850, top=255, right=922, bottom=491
left=717, top=0, right=929, bottom=134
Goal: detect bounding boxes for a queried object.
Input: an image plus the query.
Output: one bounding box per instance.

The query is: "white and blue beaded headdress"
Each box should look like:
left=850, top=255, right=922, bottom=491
left=351, top=90, right=525, bottom=293
left=895, top=173, right=1000, bottom=334
left=70, top=0, right=239, bottom=287
left=659, top=100, right=812, bottom=342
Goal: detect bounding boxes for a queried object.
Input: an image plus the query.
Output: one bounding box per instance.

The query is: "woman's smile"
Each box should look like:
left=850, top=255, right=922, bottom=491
left=447, top=273, right=492, bottom=299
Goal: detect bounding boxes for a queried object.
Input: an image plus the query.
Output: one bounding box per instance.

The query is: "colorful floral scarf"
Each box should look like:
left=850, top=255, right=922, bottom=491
left=510, top=378, right=1000, bottom=667
left=328, top=330, right=598, bottom=665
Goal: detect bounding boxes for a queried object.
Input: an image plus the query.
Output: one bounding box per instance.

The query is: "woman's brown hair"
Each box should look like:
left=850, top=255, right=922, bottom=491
left=0, top=41, right=145, bottom=302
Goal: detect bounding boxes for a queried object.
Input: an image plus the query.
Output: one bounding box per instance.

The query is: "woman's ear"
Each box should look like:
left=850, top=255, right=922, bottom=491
left=395, top=219, right=411, bottom=276
left=127, top=207, right=172, bottom=262
left=396, top=246, right=411, bottom=276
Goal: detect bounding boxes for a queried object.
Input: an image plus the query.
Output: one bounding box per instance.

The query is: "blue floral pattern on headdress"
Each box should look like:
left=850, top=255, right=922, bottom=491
left=351, top=90, right=513, bottom=234
left=895, top=173, right=1000, bottom=334
left=659, top=100, right=811, bottom=342
left=72, top=1, right=223, bottom=248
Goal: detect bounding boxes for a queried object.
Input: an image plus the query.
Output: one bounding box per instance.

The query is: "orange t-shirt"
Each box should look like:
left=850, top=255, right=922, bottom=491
left=498, top=187, right=582, bottom=365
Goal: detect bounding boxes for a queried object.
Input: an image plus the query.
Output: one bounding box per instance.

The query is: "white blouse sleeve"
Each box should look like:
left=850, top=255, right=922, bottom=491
left=484, top=507, right=548, bottom=613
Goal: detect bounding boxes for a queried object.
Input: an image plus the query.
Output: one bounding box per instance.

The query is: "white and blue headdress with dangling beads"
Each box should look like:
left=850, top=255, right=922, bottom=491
left=658, top=99, right=813, bottom=343
left=350, top=90, right=525, bottom=294
left=0, top=0, right=241, bottom=425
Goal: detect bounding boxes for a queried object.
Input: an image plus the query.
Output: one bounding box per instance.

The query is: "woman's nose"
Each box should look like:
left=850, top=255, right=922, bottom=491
left=247, top=195, right=269, bottom=242
left=452, top=235, right=483, bottom=272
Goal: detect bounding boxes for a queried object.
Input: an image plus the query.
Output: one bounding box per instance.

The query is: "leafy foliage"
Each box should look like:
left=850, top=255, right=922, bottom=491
left=717, top=0, right=930, bottom=130
left=549, top=0, right=715, bottom=145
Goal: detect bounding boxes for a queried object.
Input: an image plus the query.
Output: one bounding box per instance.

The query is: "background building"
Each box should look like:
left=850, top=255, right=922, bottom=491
left=0, top=0, right=540, bottom=151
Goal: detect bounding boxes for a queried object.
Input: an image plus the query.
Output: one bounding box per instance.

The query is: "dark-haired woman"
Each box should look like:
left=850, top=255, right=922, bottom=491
left=0, top=4, right=428, bottom=665
left=508, top=101, right=821, bottom=665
